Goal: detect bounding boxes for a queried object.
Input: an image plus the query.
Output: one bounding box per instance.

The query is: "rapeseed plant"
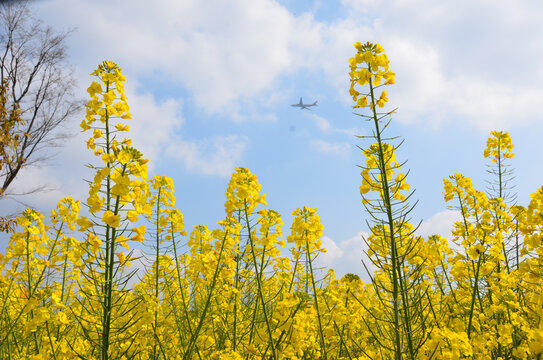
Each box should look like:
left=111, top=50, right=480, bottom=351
left=0, top=45, right=541, bottom=360
left=349, top=41, right=432, bottom=359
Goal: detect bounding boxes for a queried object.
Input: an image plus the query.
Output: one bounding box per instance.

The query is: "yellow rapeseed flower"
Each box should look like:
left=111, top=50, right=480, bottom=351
left=102, top=210, right=120, bottom=228
left=131, top=226, right=146, bottom=242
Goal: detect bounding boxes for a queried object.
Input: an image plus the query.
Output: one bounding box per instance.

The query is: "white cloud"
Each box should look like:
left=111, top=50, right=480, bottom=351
left=167, top=135, right=248, bottom=177
left=416, top=209, right=469, bottom=254
left=307, top=114, right=361, bottom=157
left=341, top=0, right=381, bottom=13
left=36, top=0, right=372, bottom=119
left=416, top=209, right=462, bottom=239
left=339, top=231, right=371, bottom=264
left=310, top=114, right=362, bottom=136
left=383, top=37, right=543, bottom=130
left=343, top=0, right=543, bottom=130
left=312, top=115, right=332, bottom=132
left=126, top=86, right=183, bottom=167
left=2, top=129, right=93, bottom=213
left=314, top=236, right=344, bottom=269
left=311, top=139, right=350, bottom=155
left=3, top=166, right=62, bottom=208
left=34, top=0, right=543, bottom=130
left=317, top=231, right=374, bottom=279
left=39, top=0, right=300, bottom=115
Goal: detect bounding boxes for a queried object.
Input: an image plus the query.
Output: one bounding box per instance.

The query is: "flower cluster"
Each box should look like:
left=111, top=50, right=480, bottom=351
left=349, top=41, right=395, bottom=109
left=287, top=206, right=325, bottom=253
left=360, top=142, right=410, bottom=202
left=484, top=130, right=515, bottom=162
left=224, top=167, right=267, bottom=217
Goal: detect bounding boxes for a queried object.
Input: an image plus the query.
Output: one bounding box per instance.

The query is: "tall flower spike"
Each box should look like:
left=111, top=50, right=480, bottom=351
left=224, top=167, right=267, bottom=217
left=484, top=131, right=516, bottom=203
left=349, top=42, right=429, bottom=360
left=75, top=61, right=151, bottom=360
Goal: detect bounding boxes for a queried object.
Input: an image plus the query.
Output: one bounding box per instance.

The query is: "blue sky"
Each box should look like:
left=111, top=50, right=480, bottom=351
left=3, top=0, right=543, bottom=278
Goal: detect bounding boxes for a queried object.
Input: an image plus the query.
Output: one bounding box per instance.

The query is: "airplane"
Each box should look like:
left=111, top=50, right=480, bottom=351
left=291, top=97, right=318, bottom=110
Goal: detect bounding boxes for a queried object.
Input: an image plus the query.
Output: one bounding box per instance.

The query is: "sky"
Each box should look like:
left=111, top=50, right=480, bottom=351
left=2, top=0, right=543, bottom=279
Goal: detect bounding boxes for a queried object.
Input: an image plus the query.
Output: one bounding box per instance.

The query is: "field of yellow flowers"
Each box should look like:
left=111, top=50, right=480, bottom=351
left=0, top=42, right=542, bottom=360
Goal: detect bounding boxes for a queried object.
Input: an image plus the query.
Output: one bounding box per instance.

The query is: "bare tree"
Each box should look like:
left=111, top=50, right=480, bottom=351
left=0, top=0, right=80, bottom=229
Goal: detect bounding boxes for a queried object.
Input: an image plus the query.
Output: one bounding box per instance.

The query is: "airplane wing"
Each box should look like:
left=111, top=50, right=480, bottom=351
left=291, top=97, right=315, bottom=108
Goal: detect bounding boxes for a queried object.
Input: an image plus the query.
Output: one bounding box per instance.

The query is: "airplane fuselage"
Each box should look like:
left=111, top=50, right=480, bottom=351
left=291, top=97, right=317, bottom=110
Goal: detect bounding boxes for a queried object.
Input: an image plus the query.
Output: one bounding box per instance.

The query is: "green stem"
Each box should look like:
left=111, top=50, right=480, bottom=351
left=25, top=231, right=41, bottom=355
left=171, top=226, right=200, bottom=359
left=101, top=79, right=113, bottom=360
left=368, top=75, right=415, bottom=359
left=305, top=237, right=328, bottom=360
left=153, top=188, right=162, bottom=359
left=467, top=253, right=483, bottom=339
left=101, top=80, right=127, bottom=360
left=232, top=210, right=242, bottom=353
left=182, top=229, right=229, bottom=360
left=243, top=202, right=277, bottom=360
